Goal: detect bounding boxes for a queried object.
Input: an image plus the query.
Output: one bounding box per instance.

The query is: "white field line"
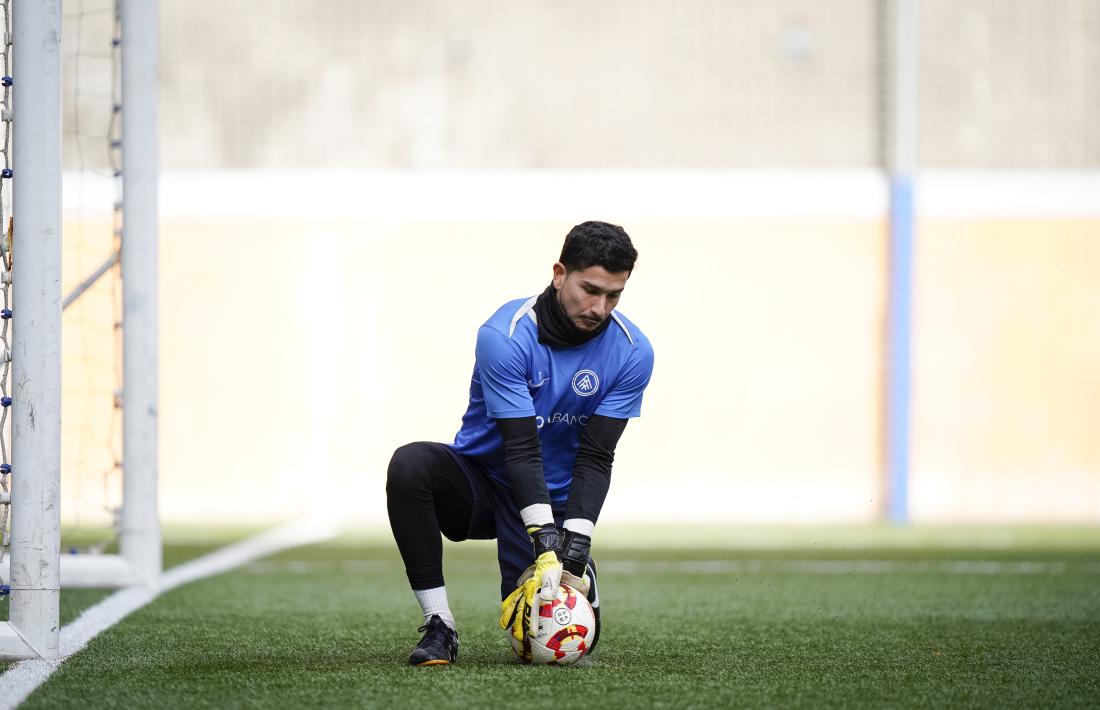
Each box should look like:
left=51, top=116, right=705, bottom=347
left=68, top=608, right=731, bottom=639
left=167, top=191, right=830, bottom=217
left=239, top=557, right=1100, bottom=577
left=599, top=559, right=1100, bottom=575
left=242, top=559, right=392, bottom=575
left=0, top=518, right=340, bottom=710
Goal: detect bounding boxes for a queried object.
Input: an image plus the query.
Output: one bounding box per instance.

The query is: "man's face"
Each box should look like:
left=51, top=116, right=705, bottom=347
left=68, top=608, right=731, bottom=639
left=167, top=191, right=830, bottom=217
left=552, top=263, right=630, bottom=332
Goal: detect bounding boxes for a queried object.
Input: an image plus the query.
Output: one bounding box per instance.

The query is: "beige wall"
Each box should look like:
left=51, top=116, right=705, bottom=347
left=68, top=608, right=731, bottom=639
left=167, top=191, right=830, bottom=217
left=912, top=218, right=1100, bottom=520
left=158, top=0, right=880, bottom=168
left=60, top=188, right=1100, bottom=525
left=922, top=0, right=1100, bottom=168
left=157, top=217, right=885, bottom=525
left=63, top=0, right=1100, bottom=170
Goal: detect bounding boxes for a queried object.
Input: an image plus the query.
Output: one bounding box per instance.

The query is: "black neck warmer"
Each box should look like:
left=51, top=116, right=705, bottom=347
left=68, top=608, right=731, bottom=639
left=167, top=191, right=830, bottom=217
left=534, top=283, right=611, bottom=348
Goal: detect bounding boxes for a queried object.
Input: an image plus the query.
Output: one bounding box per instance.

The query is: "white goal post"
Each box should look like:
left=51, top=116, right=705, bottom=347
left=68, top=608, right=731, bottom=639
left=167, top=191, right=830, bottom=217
left=1, top=0, right=161, bottom=660
left=108, top=0, right=162, bottom=593
left=0, top=0, right=63, bottom=661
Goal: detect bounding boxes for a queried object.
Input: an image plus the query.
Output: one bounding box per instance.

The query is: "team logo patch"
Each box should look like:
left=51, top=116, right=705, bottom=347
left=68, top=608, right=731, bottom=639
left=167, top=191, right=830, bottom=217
left=553, top=606, right=572, bottom=625
left=571, top=370, right=599, bottom=396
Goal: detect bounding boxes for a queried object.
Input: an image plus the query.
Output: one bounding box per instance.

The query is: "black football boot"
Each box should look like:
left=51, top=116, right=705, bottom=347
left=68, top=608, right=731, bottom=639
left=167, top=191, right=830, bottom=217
left=408, top=615, right=459, bottom=666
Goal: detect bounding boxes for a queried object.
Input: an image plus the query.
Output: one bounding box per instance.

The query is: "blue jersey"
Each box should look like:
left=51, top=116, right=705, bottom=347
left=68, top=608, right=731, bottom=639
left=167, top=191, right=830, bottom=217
left=450, top=295, right=654, bottom=504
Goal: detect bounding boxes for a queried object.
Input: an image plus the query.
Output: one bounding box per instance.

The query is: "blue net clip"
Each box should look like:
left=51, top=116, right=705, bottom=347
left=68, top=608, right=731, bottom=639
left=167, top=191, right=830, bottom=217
left=0, top=584, right=11, bottom=598
left=1, top=396, right=10, bottom=407
left=1, top=76, right=11, bottom=87
left=1, top=463, right=11, bottom=474
left=0, top=168, right=11, bottom=179
left=1, top=309, right=11, bottom=319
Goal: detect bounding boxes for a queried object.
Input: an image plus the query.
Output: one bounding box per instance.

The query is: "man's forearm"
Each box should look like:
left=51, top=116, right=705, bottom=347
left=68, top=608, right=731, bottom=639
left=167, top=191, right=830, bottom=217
left=495, top=416, right=554, bottom=527
left=563, top=415, right=628, bottom=533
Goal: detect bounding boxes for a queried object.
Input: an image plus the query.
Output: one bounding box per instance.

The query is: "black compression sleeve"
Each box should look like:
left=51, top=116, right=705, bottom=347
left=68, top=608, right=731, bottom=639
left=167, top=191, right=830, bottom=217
left=564, top=415, right=628, bottom=524
left=495, top=416, right=551, bottom=510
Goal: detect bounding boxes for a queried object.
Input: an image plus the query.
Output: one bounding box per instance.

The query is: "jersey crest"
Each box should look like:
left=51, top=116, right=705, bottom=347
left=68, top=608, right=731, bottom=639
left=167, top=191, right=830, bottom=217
left=571, top=370, right=599, bottom=396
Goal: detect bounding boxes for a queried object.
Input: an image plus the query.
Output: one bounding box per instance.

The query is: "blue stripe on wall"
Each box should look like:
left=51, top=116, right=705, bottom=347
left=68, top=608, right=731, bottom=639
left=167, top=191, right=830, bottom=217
left=887, top=175, right=913, bottom=524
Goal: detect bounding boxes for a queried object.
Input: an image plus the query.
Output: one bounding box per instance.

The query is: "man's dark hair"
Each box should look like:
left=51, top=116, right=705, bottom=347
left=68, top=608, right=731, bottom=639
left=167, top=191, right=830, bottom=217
left=559, top=221, right=638, bottom=274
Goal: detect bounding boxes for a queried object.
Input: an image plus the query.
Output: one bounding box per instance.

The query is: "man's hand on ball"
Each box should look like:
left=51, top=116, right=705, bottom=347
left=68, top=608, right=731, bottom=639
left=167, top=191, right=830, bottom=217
left=527, top=524, right=563, bottom=636
left=560, top=569, right=590, bottom=597
left=499, top=581, right=533, bottom=642
left=561, top=529, right=592, bottom=578
left=499, top=525, right=563, bottom=641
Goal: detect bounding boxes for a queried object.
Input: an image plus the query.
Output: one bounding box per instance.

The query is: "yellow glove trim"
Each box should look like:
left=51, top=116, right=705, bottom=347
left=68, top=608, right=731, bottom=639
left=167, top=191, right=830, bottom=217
left=500, top=551, right=564, bottom=643
left=500, top=578, right=536, bottom=642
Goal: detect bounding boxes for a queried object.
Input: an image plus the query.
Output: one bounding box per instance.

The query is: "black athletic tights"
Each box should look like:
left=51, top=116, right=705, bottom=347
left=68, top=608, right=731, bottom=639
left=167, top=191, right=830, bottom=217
left=386, top=442, right=483, bottom=591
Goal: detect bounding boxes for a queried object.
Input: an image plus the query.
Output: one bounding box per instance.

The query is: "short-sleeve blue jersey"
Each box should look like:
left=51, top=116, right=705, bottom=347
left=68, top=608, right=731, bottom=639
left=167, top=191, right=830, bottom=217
left=449, top=295, right=655, bottom=504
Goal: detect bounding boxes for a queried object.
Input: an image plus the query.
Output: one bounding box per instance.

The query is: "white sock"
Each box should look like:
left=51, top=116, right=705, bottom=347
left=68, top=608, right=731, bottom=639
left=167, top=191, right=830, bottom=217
left=414, top=586, right=456, bottom=630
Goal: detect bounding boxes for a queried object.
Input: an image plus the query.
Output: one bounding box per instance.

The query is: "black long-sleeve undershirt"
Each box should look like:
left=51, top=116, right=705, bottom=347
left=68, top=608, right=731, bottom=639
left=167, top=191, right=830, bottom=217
left=495, top=414, right=628, bottom=524
left=495, top=417, right=549, bottom=509
left=564, top=414, right=626, bottom=523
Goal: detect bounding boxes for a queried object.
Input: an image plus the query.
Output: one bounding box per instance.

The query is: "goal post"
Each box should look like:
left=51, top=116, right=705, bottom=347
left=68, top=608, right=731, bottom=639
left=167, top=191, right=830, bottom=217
left=2, top=0, right=162, bottom=659
left=44, top=0, right=162, bottom=591
left=0, top=0, right=64, bottom=661
left=118, top=0, right=161, bottom=590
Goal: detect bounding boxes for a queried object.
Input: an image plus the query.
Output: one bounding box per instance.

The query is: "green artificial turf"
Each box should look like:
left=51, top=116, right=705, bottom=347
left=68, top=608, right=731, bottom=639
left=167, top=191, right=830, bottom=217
left=1, top=527, right=258, bottom=675
left=10, top=528, right=1100, bottom=709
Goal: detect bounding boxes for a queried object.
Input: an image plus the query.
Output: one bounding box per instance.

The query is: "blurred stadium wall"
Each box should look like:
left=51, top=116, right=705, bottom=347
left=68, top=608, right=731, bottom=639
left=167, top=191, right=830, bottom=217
left=61, top=1, right=1100, bottom=526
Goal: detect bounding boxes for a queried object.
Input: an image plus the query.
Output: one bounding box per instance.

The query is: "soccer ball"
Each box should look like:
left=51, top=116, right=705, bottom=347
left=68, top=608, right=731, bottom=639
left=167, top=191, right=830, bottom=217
left=508, top=583, right=595, bottom=665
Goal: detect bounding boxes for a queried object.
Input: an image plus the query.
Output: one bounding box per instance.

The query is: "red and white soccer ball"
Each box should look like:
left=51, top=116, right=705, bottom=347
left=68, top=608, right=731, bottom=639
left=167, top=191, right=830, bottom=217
left=509, top=583, right=595, bottom=665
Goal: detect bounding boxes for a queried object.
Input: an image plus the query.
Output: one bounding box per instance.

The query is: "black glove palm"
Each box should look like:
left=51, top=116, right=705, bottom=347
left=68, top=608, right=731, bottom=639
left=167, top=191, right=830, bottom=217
left=561, top=529, right=591, bottom=577
left=527, top=523, right=562, bottom=560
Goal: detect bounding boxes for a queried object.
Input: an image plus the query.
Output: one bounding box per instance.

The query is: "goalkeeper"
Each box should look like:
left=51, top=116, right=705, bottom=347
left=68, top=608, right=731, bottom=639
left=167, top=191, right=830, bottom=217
left=386, top=221, right=654, bottom=665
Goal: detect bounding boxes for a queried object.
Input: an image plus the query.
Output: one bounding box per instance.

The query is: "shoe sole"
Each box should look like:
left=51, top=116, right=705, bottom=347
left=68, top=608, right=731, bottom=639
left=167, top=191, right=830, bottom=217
left=415, top=659, right=451, bottom=666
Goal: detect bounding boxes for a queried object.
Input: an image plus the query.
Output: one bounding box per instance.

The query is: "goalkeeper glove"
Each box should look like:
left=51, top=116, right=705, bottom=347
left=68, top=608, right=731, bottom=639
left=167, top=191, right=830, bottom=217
left=499, top=524, right=562, bottom=641
left=509, top=565, right=591, bottom=605
left=561, top=529, right=592, bottom=578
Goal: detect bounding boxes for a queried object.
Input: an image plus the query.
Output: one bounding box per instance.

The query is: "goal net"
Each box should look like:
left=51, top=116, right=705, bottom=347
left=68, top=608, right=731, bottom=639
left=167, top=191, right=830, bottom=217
left=2, top=0, right=160, bottom=660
